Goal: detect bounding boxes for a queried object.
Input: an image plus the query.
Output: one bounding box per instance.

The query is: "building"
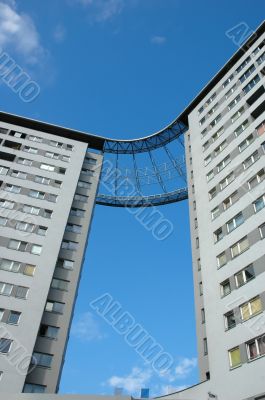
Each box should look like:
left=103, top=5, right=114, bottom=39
left=0, top=19, right=265, bottom=400
left=0, top=116, right=102, bottom=393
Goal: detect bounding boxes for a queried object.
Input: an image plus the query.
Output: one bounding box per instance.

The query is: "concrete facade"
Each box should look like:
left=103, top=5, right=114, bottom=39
left=0, top=120, right=102, bottom=393
left=182, top=25, right=265, bottom=400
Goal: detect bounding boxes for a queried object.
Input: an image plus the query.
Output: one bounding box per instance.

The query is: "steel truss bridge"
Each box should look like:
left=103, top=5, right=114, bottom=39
left=96, top=117, right=188, bottom=207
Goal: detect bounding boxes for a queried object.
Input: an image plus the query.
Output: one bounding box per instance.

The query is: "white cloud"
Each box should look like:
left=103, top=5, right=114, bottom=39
left=71, top=0, right=124, bottom=22
left=71, top=312, right=105, bottom=341
left=53, top=24, right=66, bottom=43
left=151, top=36, right=167, bottom=45
left=0, top=1, right=44, bottom=63
left=106, top=367, right=152, bottom=394
left=175, top=358, right=197, bottom=379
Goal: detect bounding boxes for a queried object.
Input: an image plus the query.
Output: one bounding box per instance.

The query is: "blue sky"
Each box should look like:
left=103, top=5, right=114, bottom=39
left=0, top=0, right=263, bottom=397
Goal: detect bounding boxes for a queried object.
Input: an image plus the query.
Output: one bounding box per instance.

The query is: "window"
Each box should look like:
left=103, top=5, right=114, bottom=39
left=0, top=165, right=8, bottom=175
left=74, top=194, right=88, bottom=202
left=45, top=151, right=59, bottom=159
left=253, top=195, right=265, bottom=212
left=50, top=140, right=63, bottom=148
left=40, top=164, right=55, bottom=172
left=11, top=170, right=27, bottom=180
left=208, top=103, right=218, bottom=115
left=227, top=213, right=244, bottom=233
left=236, top=56, right=251, bottom=73
left=45, top=301, right=64, bottom=314
left=23, top=205, right=40, bottom=215
left=210, top=114, right=221, bottom=128
left=217, top=252, right=227, bottom=268
left=61, top=240, right=78, bottom=251
left=220, top=173, right=234, bottom=190
left=0, top=217, right=7, bottom=226
left=204, top=155, right=212, bottom=166
left=211, top=206, right=220, bottom=220
left=39, top=324, right=59, bottom=339
left=197, top=258, right=201, bottom=271
left=0, top=282, right=13, bottom=296
left=243, top=151, right=259, bottom=169
left=203, top=141, right=210, bottom=152
left=212, top=126, right=225, bottom=142
left=31, top=245, right=42, bottom=255
left=34, top=176, right=50, bottom=185
left=28, top=135, right=42, bottom=143
left=81, top=168, right=94, bottom=176
left=29, top=190, right=45, bottom=200
left=231, top=237, right=249, bottom=258
left=23, top=384, right=46, bottom=393
left=231, top=107, right=244, bottom=123
left=196, top=237, right=199, bottom=249
left=62, top=155, right=70, bottom=162
left=198, top=106, right=204, bottom=114
left=209, top=187, right=217, bottom=200
left=66, top=223, right=82, bottom=234
left=214, top=228, right=223, bottom=243
left=56, top=259, right=74, bottom=270
left=199, top=282, right=203, bottom=295
left=201, top=308, right=205, bottom=324
left=0, top=259, right=20, bottom=273
left=238, top=134, right=254, bottom=152
left=4, top=184, right=21, bottom=193
left=220, top=279, right=231, bottom=296
left=0, top=200, right=14, bottom=210
left=43, top=209, right=53, bottom=218
left=16, top=222, right=34, bottom=233
left=257, top=120, right=265, bottom=136
left=223, top=74, right=234, bottom=88
left=228, top=95, right=241, bottom=110
left=84, top=157, right=97, bottom=165
left=225, top=311, right=236, bottom=330
left=252, top=41, right=265, bottom=56
left=223, top=191, right=237, bottom=210
left=259, top=223, right=265, bottom=239
left=0, top=338, right=12, bottom=353
left=201, top=128, right=207, bottom=138
left=235, top=264, right=255, bottom=287
left=24, top=264, right=35, bottom=276
left=15, top=286, right=28, bottom=299
left=48, top=194, right=57, bottom=203
left=37, top=226, right=47, bottom=236
left=0, top=309, right=4, bottom=321
left=257, top=51, right=265, bottom=64
left=248, top=169, right=265, bottom=189
left=0, top=127, right=8, bottom=134
left=24, top=146, right=38, bottom=154
left=3, top=140, right=21, bottom=150
left=203, top=338, right=208, bottom=355
left=32, top=352, right=53, bottom=368
left=7, top=311, right=21, bottom=325
left=217, top=155, right=230, bottom=172
left=51, top=278, right=69, bottom=291
left=205, top=92, right=216, bottom=105
left=234, top=119, right=249, bottom=136
left=225, top=84, right=237, bottom=99
left=70, top=208, right=85, bottom=218
left=243, top=74, right=260, bottom=94
left=214, top=140, right=227, bottom=156
left=8, top=240, right=27, bottom=252
left=229, top=347, right=241, bottom=368
left=17, top=157, right=32, bottom=166
left=239, top=64, right=255, bottom=83
left=240, top=296, right=262, bottom=321
left=247, top=335, right=265, bottom=361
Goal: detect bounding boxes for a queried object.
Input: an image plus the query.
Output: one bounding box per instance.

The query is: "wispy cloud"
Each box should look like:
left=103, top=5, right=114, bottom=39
left=53, top=24, right=66, bottom=43
left=71, top=0, right=124, bottom=22
left=0, top=0, right=44, bottom=64
left=175, top=357, right=197, bottom=379
left=71, top=312, right=106, bottom=341
left=106, top=367, right=152, bottom=395
left=151, top=35, right=167, bottom=45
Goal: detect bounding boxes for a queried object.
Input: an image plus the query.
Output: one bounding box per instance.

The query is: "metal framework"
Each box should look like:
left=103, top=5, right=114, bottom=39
left=96, top=117, right=188, bottom=207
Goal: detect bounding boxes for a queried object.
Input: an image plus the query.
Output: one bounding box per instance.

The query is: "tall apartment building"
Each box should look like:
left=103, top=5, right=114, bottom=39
left=0, top=114, right=102, bottom=393
left=171, top=23, right=265, bottom=400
